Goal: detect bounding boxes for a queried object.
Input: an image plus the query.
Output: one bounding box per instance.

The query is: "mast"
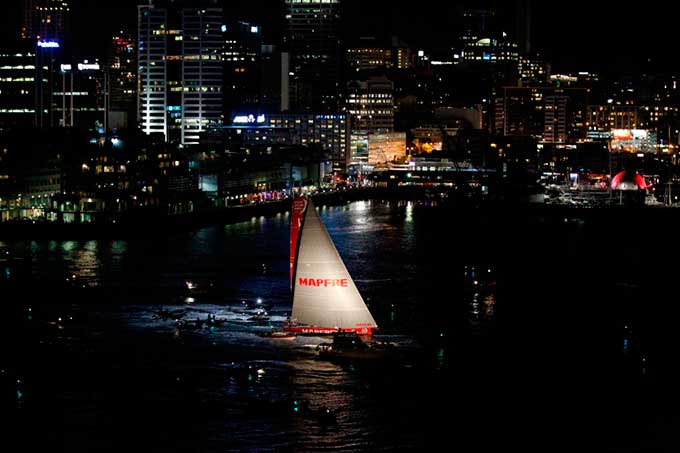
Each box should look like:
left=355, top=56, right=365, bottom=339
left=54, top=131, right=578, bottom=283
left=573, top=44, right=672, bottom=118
left=290, top=195, right=307, bottom=290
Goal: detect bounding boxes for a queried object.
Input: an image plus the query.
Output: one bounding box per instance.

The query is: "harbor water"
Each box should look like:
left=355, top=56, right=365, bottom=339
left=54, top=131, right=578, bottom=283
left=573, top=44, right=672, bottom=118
left=2, top=200, right=680, bottom=451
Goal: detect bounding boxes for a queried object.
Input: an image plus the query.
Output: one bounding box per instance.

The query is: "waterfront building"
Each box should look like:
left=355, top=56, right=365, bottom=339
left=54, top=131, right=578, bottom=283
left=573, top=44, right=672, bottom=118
left=348, top=131, right=406, bottom=170
left=204, top=112, right=349, bottom=173
left=367, top=132, right=407, bottom=166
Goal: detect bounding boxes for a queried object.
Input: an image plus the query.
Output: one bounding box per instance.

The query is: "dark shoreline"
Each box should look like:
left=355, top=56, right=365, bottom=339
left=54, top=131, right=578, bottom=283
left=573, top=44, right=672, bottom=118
left=1, top=186, right=679, bottom=239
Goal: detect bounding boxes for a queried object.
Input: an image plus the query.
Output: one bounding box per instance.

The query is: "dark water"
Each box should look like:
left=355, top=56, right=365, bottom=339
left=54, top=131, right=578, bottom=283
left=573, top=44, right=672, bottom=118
left=2, top=201, right=680, bottom=451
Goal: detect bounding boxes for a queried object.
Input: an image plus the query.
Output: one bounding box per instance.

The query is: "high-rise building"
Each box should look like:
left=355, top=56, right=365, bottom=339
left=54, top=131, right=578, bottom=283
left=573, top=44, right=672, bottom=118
left=346, top=37, right=393, bottom=73
left=346, top=47, right=392, bottom=72
left=543, top=95, right=567, bottom=143
left=458, top=9, right=519, bottom=91
left=35, top=39, right=61, bottom=128
left=392, top=37, right=414, bottom=70
left=518, top=55, right=547, bottom=86
left=346, top=76, right=394, bottom=132
left=0, top=49, right=37, bottom=130
left=284, top=0, right=342, bottom=112
left=137, top=5, right=167, bottom=139
left=182, top=8, right=223, bottom=145
left=107, top=32, right=137, bottom=130
left=260, top=44, right=287, bottom=113
left=515, top=0, right=532, bottom=55
left=494, top=88, right=541, bottom=139
left=223, top=21, right=262, bottom=117
left=495, top=86, right=588, bottom=143
left=22, top=0, right=70, bottom=42
left=138, top=3, right=223, bottom=145
left=460, top=9, right=496, bottom=51
left=53, top=60, right=106, bottom=130
left=461, top=35, right=518, bottom=66
left=587, top=105, right=641, bottom=132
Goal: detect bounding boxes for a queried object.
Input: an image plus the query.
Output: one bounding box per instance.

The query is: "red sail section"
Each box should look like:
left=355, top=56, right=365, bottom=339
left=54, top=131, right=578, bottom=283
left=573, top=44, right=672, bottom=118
left=290, top=196, right=308, bottom=288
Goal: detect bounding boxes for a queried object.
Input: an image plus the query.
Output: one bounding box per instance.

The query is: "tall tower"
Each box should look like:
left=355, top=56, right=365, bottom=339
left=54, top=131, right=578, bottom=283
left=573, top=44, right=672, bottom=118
left=22, top=0, right=70, bottom=42
left=284, top=0, right=342, bottom=113
left=137, top=4, right=167, bottom=139
left=222, top=21, right=263, bottom=118
left=137, top=3, right=223, bottom=145
left=543, top=95, right=567, bottom=143
left=108, top=32, right=137, bottom=130
left=181, top=8, right=223, bottom=145
left=460, top=9, right=496, bottom=50
left=515, top=0, right=532, bottom=55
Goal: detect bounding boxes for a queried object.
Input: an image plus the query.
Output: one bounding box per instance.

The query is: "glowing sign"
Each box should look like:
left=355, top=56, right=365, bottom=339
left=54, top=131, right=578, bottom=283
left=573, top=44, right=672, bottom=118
left=78, top=63, right=100, bottom=71
left=221, top=25, right=227, bottom=32
left=610, top=129, right=655, bottom=153
left=233, top=114, right=265, bottom=124
left=250, top=26, right=259, bottom=33
left=612, top=129, right=647, bottom=141
left=60, top=64, right=72, bottom=72
left=37, top=40, right=59, bottom=48
left=298, top=278, right=349, bottom=288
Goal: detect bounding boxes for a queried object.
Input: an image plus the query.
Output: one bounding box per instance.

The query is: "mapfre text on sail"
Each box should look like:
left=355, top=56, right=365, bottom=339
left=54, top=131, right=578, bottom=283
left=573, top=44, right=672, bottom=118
left=298, top=278, right=349, bottom=288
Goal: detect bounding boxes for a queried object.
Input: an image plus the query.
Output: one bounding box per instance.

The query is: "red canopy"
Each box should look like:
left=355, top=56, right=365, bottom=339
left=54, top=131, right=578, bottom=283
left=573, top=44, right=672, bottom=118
left=610, top=171, right=648, bottom=190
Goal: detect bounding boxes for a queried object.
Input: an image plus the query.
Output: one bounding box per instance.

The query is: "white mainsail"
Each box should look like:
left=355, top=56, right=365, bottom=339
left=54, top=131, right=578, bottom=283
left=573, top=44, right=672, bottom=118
left=291, top=198, right=378, bottom=331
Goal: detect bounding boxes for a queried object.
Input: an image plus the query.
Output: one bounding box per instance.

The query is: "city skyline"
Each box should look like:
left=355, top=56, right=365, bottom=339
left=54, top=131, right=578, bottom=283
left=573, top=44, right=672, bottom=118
left=1, top=0, right=677, bottom=75
left=4, top=4, right=680, bottom=453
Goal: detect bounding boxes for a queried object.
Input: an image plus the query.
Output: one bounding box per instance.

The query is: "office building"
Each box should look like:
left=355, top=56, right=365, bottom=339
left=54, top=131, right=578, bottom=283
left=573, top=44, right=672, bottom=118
left=495, top=86, right=588, bottom=143
left=284, top=0, right=342, bottom=112
left=346, top=76, right=394, bottom=132
left=0, top=50, right=37, bottom=130
left=22, top=0, right=69, bottom=42
left=107, top=32, right=137, bottom=130
left=138, top=3, right=223, bottom=145
left=223, top=21, right=262, bottom=116
left=209, top=112, right=349, bottom=171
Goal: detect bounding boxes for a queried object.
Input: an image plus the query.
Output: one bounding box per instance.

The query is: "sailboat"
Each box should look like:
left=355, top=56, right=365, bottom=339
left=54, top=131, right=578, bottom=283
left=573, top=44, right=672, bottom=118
left=283, top=195, right=378, bottom=336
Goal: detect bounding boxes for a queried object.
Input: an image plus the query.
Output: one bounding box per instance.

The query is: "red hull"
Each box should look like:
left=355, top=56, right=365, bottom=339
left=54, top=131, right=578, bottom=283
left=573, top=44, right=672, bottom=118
left=283, top=326, right=374, bottom=336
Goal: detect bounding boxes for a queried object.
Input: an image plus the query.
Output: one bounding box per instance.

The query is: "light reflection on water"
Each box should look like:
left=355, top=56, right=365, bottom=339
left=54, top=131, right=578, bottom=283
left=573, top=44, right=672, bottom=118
left=4, top=201, right=437, bottom=450
left=4, top=200, right=666, bottom=450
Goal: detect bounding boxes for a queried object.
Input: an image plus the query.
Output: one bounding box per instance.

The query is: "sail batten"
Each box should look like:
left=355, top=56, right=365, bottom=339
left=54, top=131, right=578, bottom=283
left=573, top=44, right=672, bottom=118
left=290, top=196, right=377, bottom=332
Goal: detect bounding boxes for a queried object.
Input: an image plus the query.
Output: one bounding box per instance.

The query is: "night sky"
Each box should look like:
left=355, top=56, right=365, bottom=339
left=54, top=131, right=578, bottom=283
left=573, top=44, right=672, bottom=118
left=0, top=0, right=674, bottom=75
